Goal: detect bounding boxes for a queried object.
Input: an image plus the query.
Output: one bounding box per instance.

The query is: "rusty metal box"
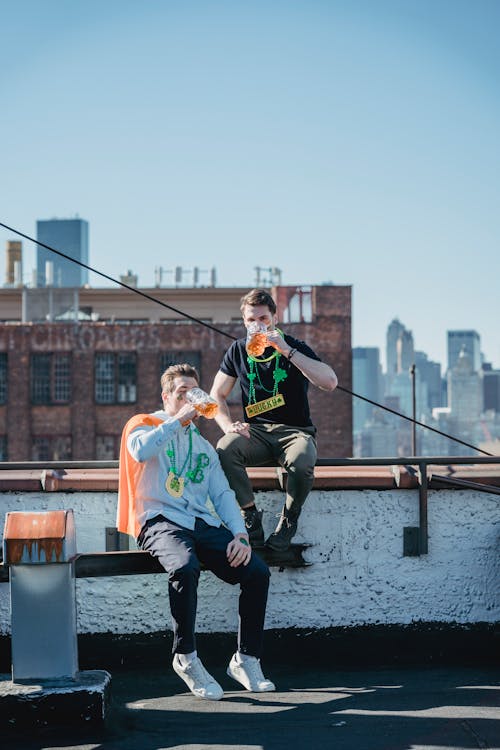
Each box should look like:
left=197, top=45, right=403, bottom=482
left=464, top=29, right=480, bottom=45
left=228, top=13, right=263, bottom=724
left=3, top=509, right=76, bottom=565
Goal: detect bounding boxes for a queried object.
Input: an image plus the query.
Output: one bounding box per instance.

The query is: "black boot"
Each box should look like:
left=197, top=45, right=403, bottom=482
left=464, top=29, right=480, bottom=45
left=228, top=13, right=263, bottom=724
left=265, top=510, right=298, bottom=552
left=241, top=507, right=265, bottom=548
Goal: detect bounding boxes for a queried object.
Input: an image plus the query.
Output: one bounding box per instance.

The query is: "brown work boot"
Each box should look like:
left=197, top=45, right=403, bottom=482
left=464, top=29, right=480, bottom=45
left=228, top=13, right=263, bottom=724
left=241, top=507, right=265, bottom=547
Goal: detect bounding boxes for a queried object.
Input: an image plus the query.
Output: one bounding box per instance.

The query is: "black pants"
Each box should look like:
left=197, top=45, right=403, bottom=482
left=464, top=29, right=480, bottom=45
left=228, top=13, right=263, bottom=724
left=138, top=515, right=271, bottom=657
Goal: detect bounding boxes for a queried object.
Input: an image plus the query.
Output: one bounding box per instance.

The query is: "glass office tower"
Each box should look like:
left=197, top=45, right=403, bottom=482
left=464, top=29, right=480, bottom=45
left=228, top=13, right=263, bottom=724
left=36, top=218, right=89, bottom=287
left=447, top=330, right=481, bottom=373
left=353, top=347, right=382, bottom=433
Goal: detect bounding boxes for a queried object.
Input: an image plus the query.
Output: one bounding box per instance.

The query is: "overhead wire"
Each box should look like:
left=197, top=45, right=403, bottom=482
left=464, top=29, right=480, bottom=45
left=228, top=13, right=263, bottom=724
left=0, top=220, right=494, bottom=457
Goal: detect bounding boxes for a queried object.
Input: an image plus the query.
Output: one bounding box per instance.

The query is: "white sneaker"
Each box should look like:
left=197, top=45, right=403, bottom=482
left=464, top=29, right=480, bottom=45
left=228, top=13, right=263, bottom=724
left=172, top=654, right=224, bottom=701
left=227, top=652, right=275, bottom=692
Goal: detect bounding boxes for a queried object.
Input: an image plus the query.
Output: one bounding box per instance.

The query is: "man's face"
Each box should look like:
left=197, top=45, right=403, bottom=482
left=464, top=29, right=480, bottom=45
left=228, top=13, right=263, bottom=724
left=242, top=304, right=276, bottom=331
left=162, top=376, right=198, bottom=415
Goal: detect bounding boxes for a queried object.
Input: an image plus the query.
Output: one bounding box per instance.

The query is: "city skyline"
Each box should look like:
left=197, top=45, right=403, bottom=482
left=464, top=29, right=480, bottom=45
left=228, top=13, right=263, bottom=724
left=355, top=321, right=492, bottom=376
left=1, top=1, right=499, bottom=369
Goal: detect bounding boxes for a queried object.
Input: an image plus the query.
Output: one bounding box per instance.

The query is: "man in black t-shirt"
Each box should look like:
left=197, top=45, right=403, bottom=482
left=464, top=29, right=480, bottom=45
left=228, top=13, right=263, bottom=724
left=210, top=289, right=338, bottom=551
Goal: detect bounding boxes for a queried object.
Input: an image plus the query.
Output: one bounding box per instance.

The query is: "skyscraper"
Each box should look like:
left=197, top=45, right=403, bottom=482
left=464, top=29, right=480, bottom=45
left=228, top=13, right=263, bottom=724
left=447, top=348, right=483, bottom=422
left=414, top=351, right=444, bottom=410
left=36, top=218, right=89, bottom=287
left=386, top=319, right=405, bottom=377
left=447, top=330, right=481, bottom=373
left=386, top=318, right=414, bottom=377
left=397, top=328, right=415, bottom=373
left=352, top=347, right=382, bottom=432
left=482, top=366, right=500, bottom=413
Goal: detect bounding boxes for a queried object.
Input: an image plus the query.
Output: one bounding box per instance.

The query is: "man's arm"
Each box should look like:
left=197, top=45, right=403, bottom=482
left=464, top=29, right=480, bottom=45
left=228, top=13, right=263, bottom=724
left=284, top=349, right=338, bottom=391
left=127, top=405, right=197, bottom=462
left=207, top=451, right=251, bottom=567
left=265, top=330, right=338, bottom=392
left=210, top=371, right=251, bottom=436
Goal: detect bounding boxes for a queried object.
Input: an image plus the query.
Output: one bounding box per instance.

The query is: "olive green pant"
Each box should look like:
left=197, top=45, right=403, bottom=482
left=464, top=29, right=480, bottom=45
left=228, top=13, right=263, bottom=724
left=216, top=423, right=317, bottom=519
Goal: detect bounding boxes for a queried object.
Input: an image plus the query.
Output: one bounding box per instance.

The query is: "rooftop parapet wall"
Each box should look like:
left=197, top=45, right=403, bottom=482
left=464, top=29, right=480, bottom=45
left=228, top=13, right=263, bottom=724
left=0, top=481, right=498, bottom=636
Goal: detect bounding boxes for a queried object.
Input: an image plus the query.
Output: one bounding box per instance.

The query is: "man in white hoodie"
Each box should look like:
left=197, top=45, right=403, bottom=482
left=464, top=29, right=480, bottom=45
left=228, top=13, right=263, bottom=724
left=117, top=363, right=274, bottom=701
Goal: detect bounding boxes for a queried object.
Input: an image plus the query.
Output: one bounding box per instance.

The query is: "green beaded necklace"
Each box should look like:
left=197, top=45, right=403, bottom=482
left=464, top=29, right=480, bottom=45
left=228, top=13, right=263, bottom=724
left=246, top=329, right=288, bottom=406
left=165, top=428, right=210, bottom=497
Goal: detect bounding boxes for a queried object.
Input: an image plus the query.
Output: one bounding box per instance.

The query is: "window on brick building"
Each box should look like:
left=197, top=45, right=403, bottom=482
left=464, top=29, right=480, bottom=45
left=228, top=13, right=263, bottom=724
left=281, top=286, right=312, bottom=323
left=54, top=354, right=71, bottom=401
left=96, top=435, right=119, bottom=460
left=95, top=352, right=137, bottom=404
left=0, top=353, right=7, bottom=404
left=0, top=435, right=7, bottom=461
left=31, top=353, right=72, bottom=405
left=32, top=435, right=72, bottom=461
left=160, top=351, right=202, bottom=380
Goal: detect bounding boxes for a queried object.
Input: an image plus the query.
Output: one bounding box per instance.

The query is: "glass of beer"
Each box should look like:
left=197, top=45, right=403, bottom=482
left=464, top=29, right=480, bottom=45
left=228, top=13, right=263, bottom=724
left=185, top=387, right=219, bottom=418
left=246, top=322, right=268, bottom=356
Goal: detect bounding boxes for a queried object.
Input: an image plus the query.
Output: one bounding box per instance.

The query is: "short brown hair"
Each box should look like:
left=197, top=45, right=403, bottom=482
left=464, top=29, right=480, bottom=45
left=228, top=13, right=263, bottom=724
left=161, top=363, right=199, bottom=393
left=239, top=288, right=277, bottom=315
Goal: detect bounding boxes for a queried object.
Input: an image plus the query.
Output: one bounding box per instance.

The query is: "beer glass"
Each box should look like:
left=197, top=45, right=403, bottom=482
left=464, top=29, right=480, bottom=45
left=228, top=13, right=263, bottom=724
left=185, top=387, right=219, bottom=418
left=245, top=322, right=268, bottom=356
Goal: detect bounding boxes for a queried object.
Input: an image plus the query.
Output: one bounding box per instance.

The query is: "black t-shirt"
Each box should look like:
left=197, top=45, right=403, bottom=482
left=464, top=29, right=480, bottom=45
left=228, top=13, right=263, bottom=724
left=220, top=334, right=320, bottom=427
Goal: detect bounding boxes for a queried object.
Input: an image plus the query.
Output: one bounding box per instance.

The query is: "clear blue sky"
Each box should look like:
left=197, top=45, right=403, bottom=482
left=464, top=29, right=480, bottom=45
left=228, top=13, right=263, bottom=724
left=1, top=0, right=499, bottom=370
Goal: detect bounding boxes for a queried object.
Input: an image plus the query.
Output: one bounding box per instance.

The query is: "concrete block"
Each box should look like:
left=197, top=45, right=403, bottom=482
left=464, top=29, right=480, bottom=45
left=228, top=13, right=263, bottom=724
left=0, top=669, right=111, bottom=728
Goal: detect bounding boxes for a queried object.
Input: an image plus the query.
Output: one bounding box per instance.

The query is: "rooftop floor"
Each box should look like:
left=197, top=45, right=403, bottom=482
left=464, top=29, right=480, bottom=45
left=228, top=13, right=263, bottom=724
left=2, top=663, right=499, bottom=750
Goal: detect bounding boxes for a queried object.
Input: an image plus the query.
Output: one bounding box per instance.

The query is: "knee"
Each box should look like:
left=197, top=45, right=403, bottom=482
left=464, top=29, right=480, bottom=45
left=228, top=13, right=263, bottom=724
left=283, top=435, right=316, bottom=475
left=217, top=433, right=246, bottom=465
left=170, top=558, right=200, bottom=586
left=246, top=557, right=271, bottom=589
left=287, top=454, right=315, bottom=479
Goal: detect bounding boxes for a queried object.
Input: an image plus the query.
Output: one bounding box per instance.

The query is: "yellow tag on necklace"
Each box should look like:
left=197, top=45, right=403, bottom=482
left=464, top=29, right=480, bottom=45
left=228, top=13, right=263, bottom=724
left=245, top=393, right=285, bottom=419
left=165, top=471, right=184, bottom=498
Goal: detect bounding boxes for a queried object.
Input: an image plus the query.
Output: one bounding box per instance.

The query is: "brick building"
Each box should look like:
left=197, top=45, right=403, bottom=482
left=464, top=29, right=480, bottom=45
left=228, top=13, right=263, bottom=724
left=0, top=284, right=352, bottom=461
